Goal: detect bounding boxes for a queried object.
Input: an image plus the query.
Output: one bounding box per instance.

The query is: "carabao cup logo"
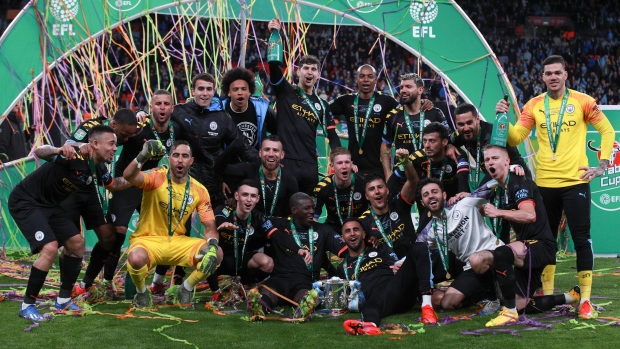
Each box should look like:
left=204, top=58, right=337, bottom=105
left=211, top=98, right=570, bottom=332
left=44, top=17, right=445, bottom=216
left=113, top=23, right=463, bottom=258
left=410, top=0, right=439, bottom=24
left=50, top=0, right=79, bottom=22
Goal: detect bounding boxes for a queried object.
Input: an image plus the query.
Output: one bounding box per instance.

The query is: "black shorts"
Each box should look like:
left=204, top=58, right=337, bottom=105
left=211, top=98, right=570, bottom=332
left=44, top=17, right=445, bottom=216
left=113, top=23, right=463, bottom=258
left=217, top=253, right=268, bottom=284
left=449, top=269, right=486, bottom=303
left=281, top=158, right=318, bottom=196
left=9, top=190, right=80, bottom=254
left=261, top=274, right=311, bottom=305
left=431, top=250, right=463, bottom=283
left=60, top=189, right=106, bottom=230
left=515, top=239, right=555, bottom=298
left=106, top=186, right=142, bottom=227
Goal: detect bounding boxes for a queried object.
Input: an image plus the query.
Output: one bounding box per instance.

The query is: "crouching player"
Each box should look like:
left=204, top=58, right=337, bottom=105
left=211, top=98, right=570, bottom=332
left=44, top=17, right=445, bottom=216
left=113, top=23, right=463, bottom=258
left=123, top=140, right=223, bottom=308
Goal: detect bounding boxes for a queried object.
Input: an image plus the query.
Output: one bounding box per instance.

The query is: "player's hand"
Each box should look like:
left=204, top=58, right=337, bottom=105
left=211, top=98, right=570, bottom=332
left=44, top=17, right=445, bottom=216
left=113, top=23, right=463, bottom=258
left=368, top=236, right=379, bottom=249
left=481, top=203, right=500, bottom=218
left=217, top=222, right=239, bottom=231
left=137, top=139, right=165, bottom=164
left=448, top=192, right=468, bottom=205
left=223, top=182, right=232, bottom=198
left=352, top=163, right=358, bottom=173
left=224, top=196, right=237, bottom=208
left=510, top=164, right=525, bottom=176
left=268, top=18, right=281, bottom=31
left=58, top=144, right=78, bottom=160
left=136, top=110, right=148, bottom=123
left=199, top=239, right=219, bottom=276
left=446, top=144, right=461, bottom=163
left=298, top=249, right=312, bottom=265
left=496, top=99, right=510, bottom=113
left=393, top=261, right=403, bottom=274
left=77, top=143, right=93, bottom=158
left=579, top=166, right=604, bottom=182
left=395, top=148, right=410, bottom=163
left=420, top=99, right=434, bottom=111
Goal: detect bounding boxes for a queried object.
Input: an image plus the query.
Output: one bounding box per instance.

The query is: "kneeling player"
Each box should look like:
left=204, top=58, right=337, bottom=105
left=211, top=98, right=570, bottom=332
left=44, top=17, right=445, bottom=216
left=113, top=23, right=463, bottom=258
left=470, top=145, right=579, bottom=326
left=123, top=140, right=223, bottom=307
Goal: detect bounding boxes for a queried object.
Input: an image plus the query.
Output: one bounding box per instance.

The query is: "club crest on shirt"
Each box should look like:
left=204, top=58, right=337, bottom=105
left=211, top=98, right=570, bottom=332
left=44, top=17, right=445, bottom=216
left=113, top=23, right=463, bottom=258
left=452, top=210, right=461, bottom=220
left=247, top=227, right=255, bottom=236
left=86, top=176, right=93, bottom=185
left=35, top=231, right=45, bottom=241
left=368, top=251, right=378, bottom=258
left=373, top=104, right=382, bottom=112
left=566, top=104, right=575, bottom=113
left=313, top=231, right=319, bottom=241
left=445, top=165, right=453, bottom=173
left=315, top=103, right=322, bottom=111
left=353, top=192, right=362, bottom=201
left=187, top=195, right=194, bottom=205
left=390, top=212, right=399, bottom=221
left=210, top=121, right=218, bottom=130
left=166, top=138, right=173, bottom=147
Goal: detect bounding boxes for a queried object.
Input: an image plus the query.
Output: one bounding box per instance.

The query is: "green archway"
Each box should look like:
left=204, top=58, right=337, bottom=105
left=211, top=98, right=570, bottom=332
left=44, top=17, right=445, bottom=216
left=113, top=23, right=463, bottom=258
left=0, top=0, right=514, bottom=119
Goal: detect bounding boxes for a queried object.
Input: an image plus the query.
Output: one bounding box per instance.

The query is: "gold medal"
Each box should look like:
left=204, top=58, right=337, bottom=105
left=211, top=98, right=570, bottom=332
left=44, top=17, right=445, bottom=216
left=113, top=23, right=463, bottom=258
left=108, top=192, right=113, bottom=200
left=496, top=239, right=500, bottom=246
left=552, top=153, right=556, bottom=161
left=427, top=211, right=431, bottom=218
left=446, top=272, right=451, bottom=279
left=326, top=139, right=329, bottom=144
left=359, top=149, right=363, bottom=155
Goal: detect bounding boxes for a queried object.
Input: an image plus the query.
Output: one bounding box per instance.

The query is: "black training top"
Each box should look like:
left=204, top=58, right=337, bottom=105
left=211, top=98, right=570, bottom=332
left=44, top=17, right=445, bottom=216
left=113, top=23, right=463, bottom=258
left=330, top=92, right=398, bottom=172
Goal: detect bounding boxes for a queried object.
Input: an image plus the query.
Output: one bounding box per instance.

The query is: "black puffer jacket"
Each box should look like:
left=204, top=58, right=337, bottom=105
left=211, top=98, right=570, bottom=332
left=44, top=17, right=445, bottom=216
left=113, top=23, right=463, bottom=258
left=173, top=98, right=258, bottom=206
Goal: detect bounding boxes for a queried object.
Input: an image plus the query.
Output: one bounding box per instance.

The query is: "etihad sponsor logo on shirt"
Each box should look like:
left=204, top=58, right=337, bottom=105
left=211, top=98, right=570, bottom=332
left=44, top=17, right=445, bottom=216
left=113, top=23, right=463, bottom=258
left=348, top=116, right=382, bottom=129
left=292, top=103, right=319, bottom=124
left=158, top=201, right=189, bottom=220
left=359, top=257, right=383, bottom=273
left=539, top=120, right=577, bottom=129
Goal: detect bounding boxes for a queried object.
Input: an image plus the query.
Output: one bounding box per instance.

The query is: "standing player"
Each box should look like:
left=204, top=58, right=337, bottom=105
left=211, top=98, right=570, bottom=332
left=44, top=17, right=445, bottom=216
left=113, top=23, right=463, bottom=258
left=382, top=73, right=448, bottom=182
left=75, top=90, right=178, bottom=294
left=329, top=64, right=399, bottom=177
left=221, top=67, right=277, bottom=150
left=64, top=109, right=138, bottom=296
left=172, top=73, right=258, bottom=208
left=470, top=145, right=578, bottom=326
left=267, top=18, right=341, bottom=195
left=123, top=140, right=223, bottom=308
left=496, top=55, right=615, bottom=318
left=313, top=147, right=368, bottom=233
left=215, top=135, right=298, bottom=217
left=10, top=126, right=122, bottom=320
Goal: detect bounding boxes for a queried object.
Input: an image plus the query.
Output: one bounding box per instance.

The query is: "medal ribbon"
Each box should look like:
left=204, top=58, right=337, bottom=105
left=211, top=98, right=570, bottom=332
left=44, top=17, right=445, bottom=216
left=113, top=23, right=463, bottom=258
left=259, top=165, right=281, bottom=217
left=429, top=157, right=448, bottom=181
left=333, top=175, right=355, bottom=226
left=543, top=89, right=570, bottom=158
left=343, top=248, right=366, bottom=281
left=290, top=220, right=314, bottom=272
left=492, top=173, right=510, bottom=239
left=296, top=86, right=327, bottom=135
left=88, top=158, right=108, bottom=219
left=370, top=207, right=394, bottom=248
left=232, top=210, right=252, bottom=272
left=433, top=210, right=449, bottom=274
left=166, top=169, right=191, bottom=236
left=468, top=131, right=482, bottom=191
left=353, top=93, right=375, bottom=151
left=403, top=109, right=425, bottom=151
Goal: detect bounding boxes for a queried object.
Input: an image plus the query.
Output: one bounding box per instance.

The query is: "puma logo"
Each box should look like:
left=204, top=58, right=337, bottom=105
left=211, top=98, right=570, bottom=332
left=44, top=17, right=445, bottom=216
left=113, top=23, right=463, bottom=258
left=579, top=192, right=587, bottom=199
left=495, top=269, right=508, bottom=277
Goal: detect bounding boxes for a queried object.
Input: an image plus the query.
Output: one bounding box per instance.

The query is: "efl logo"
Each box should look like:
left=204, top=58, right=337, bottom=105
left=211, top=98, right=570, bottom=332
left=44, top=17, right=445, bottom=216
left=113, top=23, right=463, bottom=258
left=107, top=0, right=142, bottom=12
left=347, top=0, right=383, bottom=13
left=50, top=0, right=78, bottom=36
left=410, top=0, right=439, bottom=38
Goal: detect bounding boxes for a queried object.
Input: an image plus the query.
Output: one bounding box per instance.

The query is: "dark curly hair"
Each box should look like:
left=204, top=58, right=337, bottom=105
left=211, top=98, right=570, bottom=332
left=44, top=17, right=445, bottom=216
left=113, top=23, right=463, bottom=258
left=220, top=67, right=256, bottom=97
